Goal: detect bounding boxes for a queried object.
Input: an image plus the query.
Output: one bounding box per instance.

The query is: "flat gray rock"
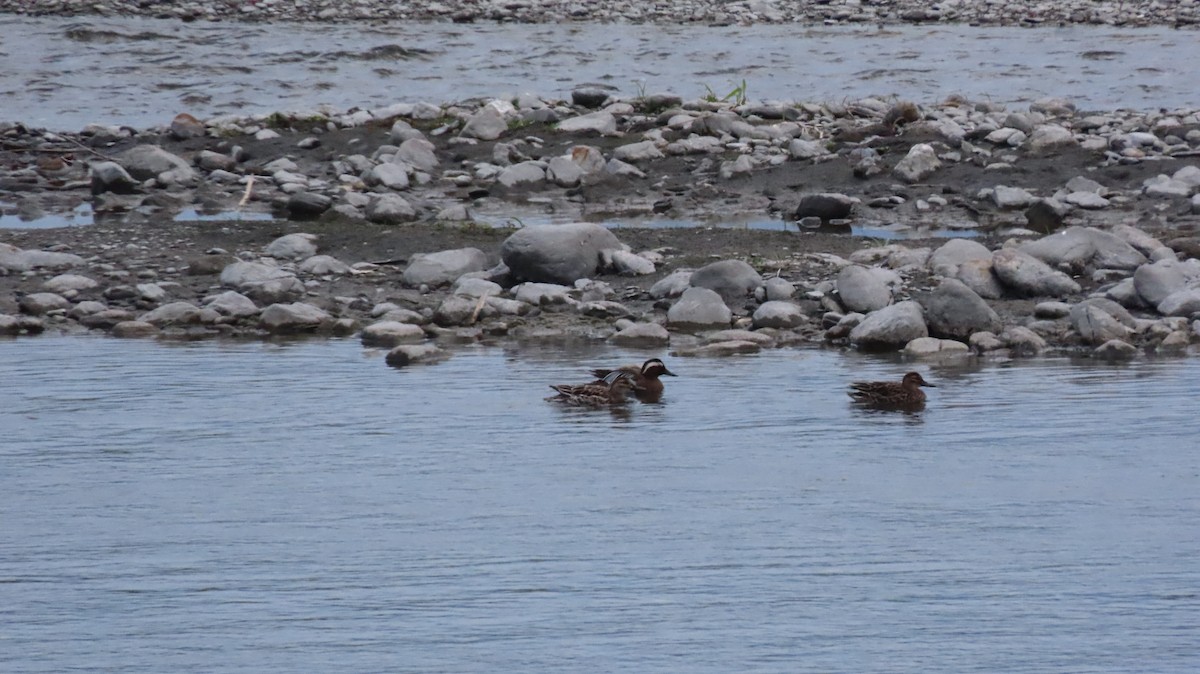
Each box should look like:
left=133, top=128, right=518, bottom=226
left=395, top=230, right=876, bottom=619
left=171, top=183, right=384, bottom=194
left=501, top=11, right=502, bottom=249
left=259, top=302, right=332, bottom=333
left=556, top=111, right=617, bottom=135
left=0, top=248, right=85, bottom=272
left=608, top=322, right=670, bottom=346
left=903, top=336, right=970, bottom=359
left=1020, top=226, right=1146, bottom=272
left=403, top=247, right=489, bottom=288
left=361, top=320, right=426, bottom=346
left=44, top=274, right=97, bottom=293
left=385, top=344, right=448, bottom=368
left=751, top=301, right=807, bottom=329
left=220, top=261, right=294, bottom=287
left=299, top=255, right=352, bottom=276
left=265, top=233, right=318, bottom=260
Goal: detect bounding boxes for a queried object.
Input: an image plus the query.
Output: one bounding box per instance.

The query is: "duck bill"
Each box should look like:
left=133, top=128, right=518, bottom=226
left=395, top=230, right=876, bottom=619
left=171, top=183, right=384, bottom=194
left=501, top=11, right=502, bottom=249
left=662, top=368, right=678, bottom=377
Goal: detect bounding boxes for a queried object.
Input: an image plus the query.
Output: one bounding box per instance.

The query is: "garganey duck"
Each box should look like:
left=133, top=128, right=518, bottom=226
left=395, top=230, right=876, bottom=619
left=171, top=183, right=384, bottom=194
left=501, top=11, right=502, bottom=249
left=546, top=370, right=638, bottom=407
left=589, top=358, right=676, bottom=403
left=848, top=371, right=935, bottom=409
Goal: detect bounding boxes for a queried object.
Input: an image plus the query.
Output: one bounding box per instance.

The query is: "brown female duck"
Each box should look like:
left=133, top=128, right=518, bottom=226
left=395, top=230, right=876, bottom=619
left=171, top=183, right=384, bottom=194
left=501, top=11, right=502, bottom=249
left=589, top=358, right=677, bottom=403
left=848, top=371, right=935, bottom=408
left=546, top=370, right=638, bottom=407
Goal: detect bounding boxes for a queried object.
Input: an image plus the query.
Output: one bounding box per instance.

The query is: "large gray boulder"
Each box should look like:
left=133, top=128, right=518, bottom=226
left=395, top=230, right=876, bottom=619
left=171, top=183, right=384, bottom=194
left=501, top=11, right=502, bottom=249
left=848, top=301, right=928, bottom=350
left=395, top=138, right=439, bottom=173
left=955, top=258, right=1005, bottom=300
left=219, top=261, right=305, bottom=304
left=459, top=104, right=507, bottom=141
left=19, top=292, right=70, bottom=315
left=366, top=193, right=417, bottom=224
left=403, top=248, right=489, bottom=287
left=1020, top=226, right=1146, bottom=272
left=928, top=238, right=993, bottom=276
left=992, top=248, right=1081, bottom=297
left=500, top=223, right=625, bottom=284
left=44, top=274, right=98, bottom=293
left=794, top=192, right=856, bottom=221
left=1134, top=259, right=1200, bottom=307
left=649, top=269, right=693, bottom=299
left=89, top=161, right=138, bottom=194
left=920, top=279, right=1001, bottom=339
left=836, top=265, right=891, bottom=313
left=1070, top=302, right=1133, bottom=345
left=139, top=301, right=212, bottom=327
left=666, top=287, right=732, bottom=331
left=892, top=143, right=941, bottom=183
left=496, top=161, right=546, bottom=188
left=1158, top=288, right=1200, bottom=317
left=119, top=144, right=195, bottom=182
left=203, top=290, right=259, bottom=318
left=688, top=259, right=763, bottom=304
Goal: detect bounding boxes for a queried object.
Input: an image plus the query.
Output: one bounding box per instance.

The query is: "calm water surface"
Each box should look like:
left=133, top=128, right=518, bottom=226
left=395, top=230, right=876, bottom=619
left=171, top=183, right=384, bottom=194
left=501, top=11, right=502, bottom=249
left=2, top=337, right=1198, bottom=672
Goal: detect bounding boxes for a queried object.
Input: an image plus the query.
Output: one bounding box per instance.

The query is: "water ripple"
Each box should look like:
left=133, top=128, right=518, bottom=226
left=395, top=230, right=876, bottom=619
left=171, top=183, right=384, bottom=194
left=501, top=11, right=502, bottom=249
left=1, top=337, right=1198, bottom=672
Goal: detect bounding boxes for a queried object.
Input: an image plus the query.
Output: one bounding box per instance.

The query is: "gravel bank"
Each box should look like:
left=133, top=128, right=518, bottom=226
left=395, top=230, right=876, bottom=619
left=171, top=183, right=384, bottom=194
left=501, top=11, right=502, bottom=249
left=2, top=0, right=1198, bottom=27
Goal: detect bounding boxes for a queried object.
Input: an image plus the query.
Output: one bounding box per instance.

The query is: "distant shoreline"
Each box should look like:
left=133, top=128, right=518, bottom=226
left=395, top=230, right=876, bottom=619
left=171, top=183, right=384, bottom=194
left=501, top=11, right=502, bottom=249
left=1, top=0, right=1197, bottom=28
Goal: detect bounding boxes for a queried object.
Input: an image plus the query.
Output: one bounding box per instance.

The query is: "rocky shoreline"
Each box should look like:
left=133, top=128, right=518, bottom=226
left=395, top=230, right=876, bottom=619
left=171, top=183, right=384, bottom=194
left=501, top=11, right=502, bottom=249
left=3, top=88, right=1200, bottom=364
left=3, top=0, right=1199, bottom=27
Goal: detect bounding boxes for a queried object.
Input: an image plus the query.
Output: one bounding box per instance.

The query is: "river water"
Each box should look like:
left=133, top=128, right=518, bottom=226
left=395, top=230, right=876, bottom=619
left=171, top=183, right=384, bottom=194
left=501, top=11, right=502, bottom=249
left=1, top=16, right=1196, bottom=130
left=2, top=336, right=1198, bottom=672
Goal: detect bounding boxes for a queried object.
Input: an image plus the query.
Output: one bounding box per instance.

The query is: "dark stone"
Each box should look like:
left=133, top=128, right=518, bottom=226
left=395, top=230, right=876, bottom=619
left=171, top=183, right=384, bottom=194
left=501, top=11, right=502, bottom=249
left=286, top=192, right=332, bottom=218
left=1025, top=198, right=1070, bottom=234
left=794, top=193, right=856, bottom=222
left=571, top=87, right=613, bottom=108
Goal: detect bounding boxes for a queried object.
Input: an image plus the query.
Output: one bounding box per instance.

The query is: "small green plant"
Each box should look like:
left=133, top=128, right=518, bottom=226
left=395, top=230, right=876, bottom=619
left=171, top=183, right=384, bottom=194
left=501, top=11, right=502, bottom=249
left=263, top=111, right=292, bottom=129
left=506, top=117, right=535, bottom=132
left=702, top=79, right=748, bottom=106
